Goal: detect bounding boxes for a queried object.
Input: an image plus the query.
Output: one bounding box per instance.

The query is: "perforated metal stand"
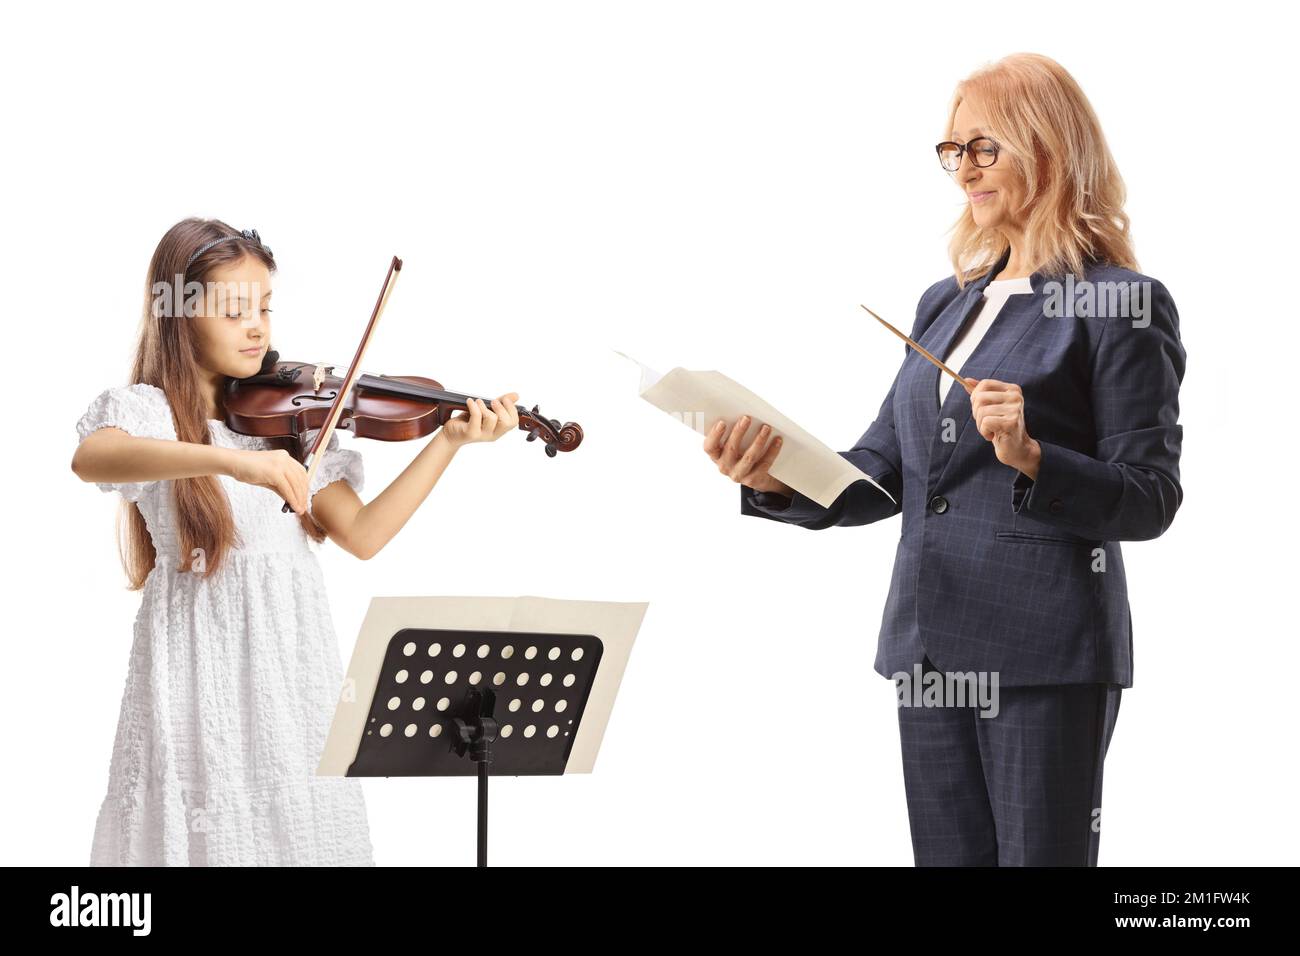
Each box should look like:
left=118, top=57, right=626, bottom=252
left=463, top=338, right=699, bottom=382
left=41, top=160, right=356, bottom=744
left=346, top=627, right=603, bottom=866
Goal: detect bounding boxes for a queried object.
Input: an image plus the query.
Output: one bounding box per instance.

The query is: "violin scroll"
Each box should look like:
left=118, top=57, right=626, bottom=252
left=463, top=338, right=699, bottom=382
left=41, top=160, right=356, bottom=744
left=520, top=404, right=583, bottom=457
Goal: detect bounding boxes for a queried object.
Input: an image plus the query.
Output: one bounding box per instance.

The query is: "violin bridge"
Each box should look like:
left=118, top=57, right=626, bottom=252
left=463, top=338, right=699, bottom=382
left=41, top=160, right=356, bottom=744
left=312, top=363, right=330, bottom=393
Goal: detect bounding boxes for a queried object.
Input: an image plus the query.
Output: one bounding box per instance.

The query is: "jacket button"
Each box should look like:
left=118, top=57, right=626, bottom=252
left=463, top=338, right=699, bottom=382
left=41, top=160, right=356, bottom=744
left=1049, top=498, right=1064, bottom=514
left=929, top=495, right=949, bottom=514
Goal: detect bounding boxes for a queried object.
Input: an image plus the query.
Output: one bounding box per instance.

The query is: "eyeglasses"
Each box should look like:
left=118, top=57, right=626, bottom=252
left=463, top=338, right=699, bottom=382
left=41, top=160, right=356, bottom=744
left=935, top=137, right=1000, bottom=172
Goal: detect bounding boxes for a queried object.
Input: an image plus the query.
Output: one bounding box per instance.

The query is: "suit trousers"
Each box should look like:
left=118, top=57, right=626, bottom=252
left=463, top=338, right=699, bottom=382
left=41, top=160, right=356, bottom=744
left=896, top=653, right=1122, bottom=866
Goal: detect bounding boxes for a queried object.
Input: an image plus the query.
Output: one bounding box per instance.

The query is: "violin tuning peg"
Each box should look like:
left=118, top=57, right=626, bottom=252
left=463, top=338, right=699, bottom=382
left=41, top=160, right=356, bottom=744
left=526, top=428, right=538, bottom=442
left=544, top=443, right=557, bottom=458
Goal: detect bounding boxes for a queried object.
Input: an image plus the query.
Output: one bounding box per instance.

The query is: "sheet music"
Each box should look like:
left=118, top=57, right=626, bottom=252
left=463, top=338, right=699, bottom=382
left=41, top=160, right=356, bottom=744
left=317, top=596, right=648, bottom=776
left=616, top=351, right=895, bottom=509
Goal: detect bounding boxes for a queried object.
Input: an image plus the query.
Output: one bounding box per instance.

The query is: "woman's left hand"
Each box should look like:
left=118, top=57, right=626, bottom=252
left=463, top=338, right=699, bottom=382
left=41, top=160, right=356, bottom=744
left=441, top=392, right=521, bottom=449
left=965, top=377, right=1042, bottom=479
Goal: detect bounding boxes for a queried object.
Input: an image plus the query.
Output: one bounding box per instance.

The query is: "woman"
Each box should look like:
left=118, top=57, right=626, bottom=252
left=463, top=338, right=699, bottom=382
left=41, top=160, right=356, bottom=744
left=704, top=54, right=1185, bottom=865
left=72, top=218, right=520, bottom=865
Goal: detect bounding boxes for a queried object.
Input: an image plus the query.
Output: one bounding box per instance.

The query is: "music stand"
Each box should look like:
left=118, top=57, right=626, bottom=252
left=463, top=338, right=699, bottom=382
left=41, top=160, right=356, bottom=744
left=318, top=596, right=647, bottom=865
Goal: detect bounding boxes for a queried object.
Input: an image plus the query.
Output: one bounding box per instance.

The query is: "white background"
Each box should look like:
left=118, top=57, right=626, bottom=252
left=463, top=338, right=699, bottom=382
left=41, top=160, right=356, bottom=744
left=3, top=0, right=1296, bottom=866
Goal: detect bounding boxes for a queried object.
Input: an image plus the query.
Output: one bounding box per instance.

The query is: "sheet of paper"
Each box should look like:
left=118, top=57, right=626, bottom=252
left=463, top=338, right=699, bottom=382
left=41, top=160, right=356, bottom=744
left=616, top=351, right=895, bottom=508
left=317, top=596, right=648, bottom=776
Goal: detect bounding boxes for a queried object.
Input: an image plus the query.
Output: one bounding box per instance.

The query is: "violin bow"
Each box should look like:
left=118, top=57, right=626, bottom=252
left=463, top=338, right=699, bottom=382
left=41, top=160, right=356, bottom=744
left=859, top=304, right=975, bottom=395
left=284, top=255, right=403, bottom=514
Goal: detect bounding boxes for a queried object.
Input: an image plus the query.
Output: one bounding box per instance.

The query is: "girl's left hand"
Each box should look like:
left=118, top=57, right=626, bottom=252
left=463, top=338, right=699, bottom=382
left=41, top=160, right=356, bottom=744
left=965, top=377, right=1041, bottom=478
left=441, top=392, right=521, bottom=449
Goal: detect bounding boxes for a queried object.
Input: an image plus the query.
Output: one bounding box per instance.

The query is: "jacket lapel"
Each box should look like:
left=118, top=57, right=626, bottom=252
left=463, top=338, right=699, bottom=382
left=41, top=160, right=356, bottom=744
left=920, top=249, right=1052, bottom=488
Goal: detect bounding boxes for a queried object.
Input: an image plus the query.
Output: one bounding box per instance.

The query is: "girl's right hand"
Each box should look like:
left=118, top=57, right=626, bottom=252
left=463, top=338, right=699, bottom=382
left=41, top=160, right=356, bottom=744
left=704, top=415, right=794, bottom=497
left=225, top=448, right=309, bottom=515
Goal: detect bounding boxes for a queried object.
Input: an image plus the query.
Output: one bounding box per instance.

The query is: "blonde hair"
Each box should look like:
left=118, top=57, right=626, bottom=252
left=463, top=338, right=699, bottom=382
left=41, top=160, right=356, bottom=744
left=944, top=53, right=1138, bottom=287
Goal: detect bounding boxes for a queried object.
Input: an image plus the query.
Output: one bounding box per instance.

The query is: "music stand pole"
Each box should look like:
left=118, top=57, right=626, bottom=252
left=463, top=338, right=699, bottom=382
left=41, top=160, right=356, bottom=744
left=453, top=689, right=497, bottom=867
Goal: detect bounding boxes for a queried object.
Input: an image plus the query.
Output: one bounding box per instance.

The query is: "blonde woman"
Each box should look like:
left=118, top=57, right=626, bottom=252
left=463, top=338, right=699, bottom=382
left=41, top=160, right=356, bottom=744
left=706, top=54, right=1185, bottom=865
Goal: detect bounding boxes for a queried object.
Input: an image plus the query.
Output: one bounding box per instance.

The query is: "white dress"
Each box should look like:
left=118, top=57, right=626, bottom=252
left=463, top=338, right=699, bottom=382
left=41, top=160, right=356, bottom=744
left=76, top=383, right=375, bottom=866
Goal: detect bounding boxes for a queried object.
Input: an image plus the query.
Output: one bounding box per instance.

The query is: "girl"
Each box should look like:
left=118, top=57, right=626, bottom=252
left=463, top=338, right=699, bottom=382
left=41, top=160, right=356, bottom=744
left=72, top=218, right=520, bottom=865
left=705, top=54, right=1185, bottom=865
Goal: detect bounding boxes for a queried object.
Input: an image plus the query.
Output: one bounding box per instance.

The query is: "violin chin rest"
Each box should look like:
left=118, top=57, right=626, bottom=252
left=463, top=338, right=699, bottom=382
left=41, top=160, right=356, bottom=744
left=259, top=349, right=280, bottom=375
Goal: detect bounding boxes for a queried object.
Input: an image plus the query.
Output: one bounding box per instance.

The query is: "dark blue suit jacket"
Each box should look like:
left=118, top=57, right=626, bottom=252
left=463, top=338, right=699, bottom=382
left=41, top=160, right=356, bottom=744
left=741, top=248, right=1185, bottom=687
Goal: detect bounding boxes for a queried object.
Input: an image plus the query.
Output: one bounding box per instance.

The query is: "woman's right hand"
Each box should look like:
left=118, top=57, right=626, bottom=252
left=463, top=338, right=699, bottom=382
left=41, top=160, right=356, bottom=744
left=704, top=415, right=794, bottom=497
left=225, top=448, right=309, bottom=515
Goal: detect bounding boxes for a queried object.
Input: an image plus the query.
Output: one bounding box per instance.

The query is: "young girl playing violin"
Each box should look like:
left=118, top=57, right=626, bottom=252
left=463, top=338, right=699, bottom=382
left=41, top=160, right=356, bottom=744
left=71, top=218, right=519, bottom=865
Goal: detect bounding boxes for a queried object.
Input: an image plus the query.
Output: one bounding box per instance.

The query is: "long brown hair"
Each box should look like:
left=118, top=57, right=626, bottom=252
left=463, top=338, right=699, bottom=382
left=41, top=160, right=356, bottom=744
left=944, top=53, right=1138, bottom=287
left=118, top=217, right=325, bottom=589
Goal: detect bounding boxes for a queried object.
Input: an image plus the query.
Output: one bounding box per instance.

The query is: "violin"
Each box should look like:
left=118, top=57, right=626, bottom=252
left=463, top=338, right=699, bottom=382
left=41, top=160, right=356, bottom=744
left=220, top=256, right=582, bottom=514
left=225, top=351, right=583, bottom=458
